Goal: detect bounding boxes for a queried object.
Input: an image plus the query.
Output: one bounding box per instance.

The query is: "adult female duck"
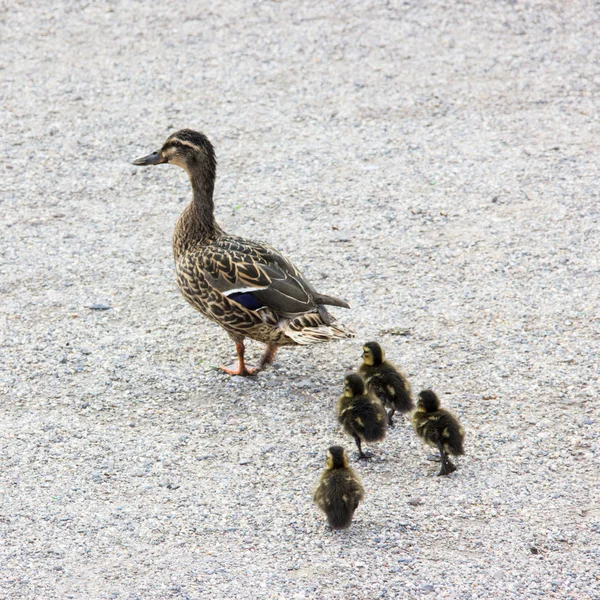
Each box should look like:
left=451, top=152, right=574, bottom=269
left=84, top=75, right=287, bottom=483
left=133, top=129, right=352, bottom=376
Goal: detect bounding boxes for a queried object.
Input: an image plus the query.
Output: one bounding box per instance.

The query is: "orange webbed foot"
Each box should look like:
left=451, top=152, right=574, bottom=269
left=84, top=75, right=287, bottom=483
left=219, top=362, right=259, bottom=377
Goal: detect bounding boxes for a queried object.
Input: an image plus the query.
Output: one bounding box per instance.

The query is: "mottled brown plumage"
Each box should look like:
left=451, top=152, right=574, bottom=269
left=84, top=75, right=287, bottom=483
left=313, top=446, right=365, bottom=529
left=132, top=130, right=353, bottom=375
left=337, top=374, right=387, bottom=459
left=359, top=341, right=414, bottom=427
left=412, top=390, right=465, bottom=476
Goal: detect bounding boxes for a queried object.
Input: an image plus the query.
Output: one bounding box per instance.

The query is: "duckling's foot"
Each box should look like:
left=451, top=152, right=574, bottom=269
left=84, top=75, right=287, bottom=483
left=437, top=460, right=457, bottom=476
left=358, top=451, right=374, bottom=461
left=219, top=341, right=259, bottom=376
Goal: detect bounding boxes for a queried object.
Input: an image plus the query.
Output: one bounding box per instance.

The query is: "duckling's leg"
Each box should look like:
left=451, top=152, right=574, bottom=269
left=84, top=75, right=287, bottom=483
left=436, top=441, right=456, bottom=476
left=257, top=344, right=278, bottom=369
left=219, top=341, right=259, bottom=376
left=387, top=408, right=396, bottom=428
left=353, top=434, right=370, bottom=460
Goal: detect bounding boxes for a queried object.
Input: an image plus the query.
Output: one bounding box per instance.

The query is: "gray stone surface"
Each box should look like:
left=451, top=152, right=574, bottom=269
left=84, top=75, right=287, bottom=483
left=1, top=1, right=599, bottom=598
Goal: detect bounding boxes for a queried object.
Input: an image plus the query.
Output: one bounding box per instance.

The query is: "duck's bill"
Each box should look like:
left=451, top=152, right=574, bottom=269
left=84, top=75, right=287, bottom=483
left=131, top=150, right=166, bottom=166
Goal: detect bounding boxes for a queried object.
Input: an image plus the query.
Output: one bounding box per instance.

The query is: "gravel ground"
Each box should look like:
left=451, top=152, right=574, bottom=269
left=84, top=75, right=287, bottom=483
left=1, top=1, right=599, bottom=598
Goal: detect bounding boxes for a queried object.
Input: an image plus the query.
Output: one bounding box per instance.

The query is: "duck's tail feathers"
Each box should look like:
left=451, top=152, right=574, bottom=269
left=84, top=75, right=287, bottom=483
left=314, top=293, right=350, bottom=309
left=283, top=312, right=354, bottom=345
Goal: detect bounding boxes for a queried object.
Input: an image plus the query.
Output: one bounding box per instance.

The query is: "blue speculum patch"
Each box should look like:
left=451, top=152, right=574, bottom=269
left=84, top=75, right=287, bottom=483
left=228, top=292, right=265, bottom=310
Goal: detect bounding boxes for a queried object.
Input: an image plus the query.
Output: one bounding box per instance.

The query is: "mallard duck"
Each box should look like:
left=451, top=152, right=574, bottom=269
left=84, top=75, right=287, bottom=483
left=313, top=446, right=365, bottom=529
left=132, top=130, right=353, bottom=376
left=358, top=341, right=414, bottom=427
left=337, top=373, right=387, bottom=459
left=412, top=390, right=465, bottom=476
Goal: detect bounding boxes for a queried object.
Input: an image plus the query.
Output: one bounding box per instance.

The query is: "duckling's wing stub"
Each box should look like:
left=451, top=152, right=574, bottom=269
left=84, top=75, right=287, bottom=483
left=367, top=369, right=414, bottom=413
left=203, top=237, right=348, bottom=318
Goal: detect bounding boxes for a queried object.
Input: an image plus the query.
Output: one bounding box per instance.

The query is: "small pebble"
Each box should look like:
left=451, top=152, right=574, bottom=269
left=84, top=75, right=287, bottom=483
left=87, top=303, right=111, bottom=311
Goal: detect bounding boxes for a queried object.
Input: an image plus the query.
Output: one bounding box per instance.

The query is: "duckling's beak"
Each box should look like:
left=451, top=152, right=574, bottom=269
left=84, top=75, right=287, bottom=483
left=132, top=150, right=166, bottom=166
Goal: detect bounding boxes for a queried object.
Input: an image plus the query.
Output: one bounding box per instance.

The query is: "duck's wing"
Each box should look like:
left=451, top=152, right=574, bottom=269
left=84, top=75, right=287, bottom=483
left=201, top=236, right=348, bottom=317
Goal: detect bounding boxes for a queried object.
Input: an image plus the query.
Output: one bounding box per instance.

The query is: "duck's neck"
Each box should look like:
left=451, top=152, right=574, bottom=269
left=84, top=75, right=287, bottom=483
left=190, top=171, right=219, bottom=235
left=173, top=170, right=223, bottom=260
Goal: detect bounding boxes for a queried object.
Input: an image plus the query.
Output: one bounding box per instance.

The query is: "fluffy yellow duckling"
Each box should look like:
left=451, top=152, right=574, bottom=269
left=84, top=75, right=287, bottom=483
left=359, top=341, right=414, bottom=427
left=337, top=373, right=387, bottom=459
left=412, top=390, right=465, bottom=476
left=313, top=446, right=365, bottom=529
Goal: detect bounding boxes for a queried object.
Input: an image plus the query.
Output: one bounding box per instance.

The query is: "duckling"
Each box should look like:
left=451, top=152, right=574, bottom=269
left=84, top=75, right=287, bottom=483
left=313, top=446, right=365, bottom=529
left=132, top=130, right=353, bottom=376
left=359, top=341, right=414, bottom=427
left=337, top=373, right=387, bottom=459
left=412, top=390, right=465, bottom=476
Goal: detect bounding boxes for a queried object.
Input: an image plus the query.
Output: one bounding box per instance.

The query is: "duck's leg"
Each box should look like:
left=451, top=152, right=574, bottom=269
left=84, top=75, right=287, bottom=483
left=219, top=341, right=259, bottom=376
left=257, top=344, right=278, bottom=369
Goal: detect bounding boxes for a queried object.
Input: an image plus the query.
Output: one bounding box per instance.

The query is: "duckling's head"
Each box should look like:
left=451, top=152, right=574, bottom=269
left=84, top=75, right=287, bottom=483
left=362, top=341, right=385, bottom=366
left=344, top=373, right=365, bottom=397
left=418, top=389, right=440, bottom=413
left=326, top=445, right=349, bottom=469
left=132, top=129, right=216, bottom=178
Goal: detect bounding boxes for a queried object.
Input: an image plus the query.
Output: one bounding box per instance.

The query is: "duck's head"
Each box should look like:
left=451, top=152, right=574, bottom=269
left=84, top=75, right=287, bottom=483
left=343, top=373, right=365, bottom=398
left=417, top=389, right=440, bottom=413
left=132, top=129, right=216, bottom=178
left=326, top=445, right=349, bottom=470
left=362, top=341, right=384, bottom=366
